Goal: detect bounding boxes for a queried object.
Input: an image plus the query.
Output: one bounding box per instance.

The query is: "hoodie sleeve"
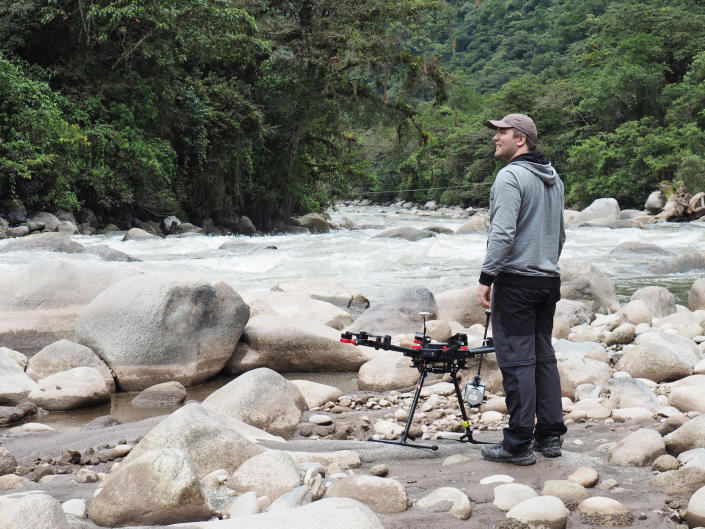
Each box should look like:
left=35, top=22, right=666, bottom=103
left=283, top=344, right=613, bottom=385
left=479, top=169, right=521, bottom=285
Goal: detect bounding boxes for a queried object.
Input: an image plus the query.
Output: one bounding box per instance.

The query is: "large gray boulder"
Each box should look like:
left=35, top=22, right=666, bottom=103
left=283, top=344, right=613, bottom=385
left=664, top=415, right=705, bottom=455
left=357, top=351, right=418, bottom=391
left=560, top=260, right=619, bottom=314
left=76, top=273, right=249, bottom=390
left=372, top=226, right=435, bottom=241
left=241, top=291, right=353, bottom=330
left=325, top=475, right=408, bottom=513
left=225, top=314, right=371, bottom=374
left=557, top=355, right=612, bottom=398
left=0, top=491, right=69, bottom=529
left=455, top=215, right=489, bottom=233
left=435, top=286, right=487, bottom=327
left=615, top=332, right=701, bottom=382
left=122, top=227, right=161, bottom=241
left=606, top=377, right=658, bottom=410
left=650, top=251, right=705, bottom=275
left=0, top=355, right=37, bottom=405
left=122, top=403, right=264, bottom=476
left=26, top=339, right=115, bottom=392
left=568, top=198, right=620, bottom=227
left=630, top=286, right=677, bottom=317
left=28, top=367, right=110, bottom=411
left=645, top=190, right=666, bottom=213
left=347, top=287, right=438, bottom=336
left=28, top=211, right=61, bottom=231
left=87, top=448, right=212, bottom=527
left=202, top=368, right=307, bottom=435
left=554, top=299, right=594, bottom=327
left=299, top=213, right=331, bottom=233
left=608, top=240, right=673, bottom=257
left=272, top=279, right=369, bottom=311
left=230, top=450, right=302, bottom=500
left=608, top=428, right=665, bottom=466
left=0, top=231, right=83, bottom=254
left=0, top=260, right=139, bottom=353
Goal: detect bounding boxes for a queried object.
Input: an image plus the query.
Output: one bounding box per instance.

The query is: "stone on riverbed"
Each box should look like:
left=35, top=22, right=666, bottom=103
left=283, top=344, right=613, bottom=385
left=664, top=415, right=705, bottom=455
left=202, top=367, right=307, bottom=435
left=372, top=226, right=435, bottom=241
left=0, top=355, right=37, bottom=405
left=650, top=250, right=705, bottom=275
left=76, top=273, right=249, bottom=390
left=0, top=446, right=17, bottom=476
left=121, top=403, right=264, bottom=477
left=226, top=314, right=371, bottom=374
left=271, top=279, right=369, bottom=310
left=630, top=286, right=677, bottom=317
left=567, top=198, right=620, bottom=228
left=290, top=379, right=343, bottom=409
left=0, top=347, right=27, bottom=369
left=87, top=448, right=212, bottom=527
left=608, top=428, right=665, bottom=466
left=435, top=286, right=487, bottom=327
left=0, top=259, right=140, bottom=353
left=559, top=260, right=619, bottom=314
left=493, top=483, right=538, bottom=511
left=577, top=497, right=633, bottom=526
left=557, top=355, right=611, bottom=398
left=230, top=450, right=302, bottom=500
left=241, top=291, right=354, bottom=330
left=416, top=487, right=472, bottom=519
left=325, top=475, right=408, bottom=513
left=541, top=480, right=589, bottom=510
left=131, top=381, right=187, bottom=408
left=614, top=332, right=700, bottom=383
left=357, top=351, right=418, bottom=392
left=668, top=385, right=705, bottom=414
left=0, top=491, right=70, bottom=529
left=26, top=339, right=115, bottom=392
left=28, top=366, right=110, bottom=411
left=0, top=231, right=83, bottom=254
left=505, top=495, right=569, bottom=529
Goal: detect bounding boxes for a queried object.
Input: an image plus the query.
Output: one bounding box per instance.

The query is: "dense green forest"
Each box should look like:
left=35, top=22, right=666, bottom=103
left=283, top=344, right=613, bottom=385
left=2, top=0, right=705, bottom=228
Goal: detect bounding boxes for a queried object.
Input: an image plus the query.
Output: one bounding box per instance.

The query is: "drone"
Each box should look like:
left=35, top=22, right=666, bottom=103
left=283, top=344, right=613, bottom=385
left=340, top=310, right=495, bottom=450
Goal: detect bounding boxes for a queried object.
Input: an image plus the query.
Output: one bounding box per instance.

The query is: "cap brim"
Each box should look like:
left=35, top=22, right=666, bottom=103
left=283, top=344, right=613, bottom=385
left=485, top=119, right=511, bottom=130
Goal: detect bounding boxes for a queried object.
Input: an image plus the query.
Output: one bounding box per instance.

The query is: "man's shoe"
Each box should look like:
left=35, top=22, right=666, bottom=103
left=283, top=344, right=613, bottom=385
left=534, top=436, right=562, bottom=458
left=480, top=443, right=536, bottom=466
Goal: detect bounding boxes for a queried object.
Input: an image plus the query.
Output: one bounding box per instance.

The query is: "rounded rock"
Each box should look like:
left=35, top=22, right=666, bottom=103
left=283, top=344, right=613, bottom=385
left=506, top=495, right=568, bottom=529
left=541, top=480, right=589, bottom=510
left=493, top=483, right=537, bottom=511
left=567, top=466, right=599, bottom=488
left=578, top=496, right=633, bottom=526
left=416, top=487, right=472, bottom=520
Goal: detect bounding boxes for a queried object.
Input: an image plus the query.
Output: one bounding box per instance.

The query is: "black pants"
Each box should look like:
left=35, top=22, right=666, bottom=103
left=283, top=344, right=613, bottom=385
left=491, top=282, right=567, bottom=453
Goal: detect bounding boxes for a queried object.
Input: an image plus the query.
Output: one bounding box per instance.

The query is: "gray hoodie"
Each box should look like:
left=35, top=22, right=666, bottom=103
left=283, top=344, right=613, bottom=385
left=479, top=154, right=565, bottom=287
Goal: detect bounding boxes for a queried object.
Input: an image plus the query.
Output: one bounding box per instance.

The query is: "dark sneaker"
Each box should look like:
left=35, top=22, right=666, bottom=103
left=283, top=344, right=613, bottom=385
left=480, top=443, right=536, bottom=466
left=534, top=436, right=562, bottom=458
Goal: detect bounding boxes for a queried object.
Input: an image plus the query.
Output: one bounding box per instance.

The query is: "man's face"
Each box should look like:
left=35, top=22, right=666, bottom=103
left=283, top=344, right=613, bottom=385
left=492, top=127, right=523, bottom=162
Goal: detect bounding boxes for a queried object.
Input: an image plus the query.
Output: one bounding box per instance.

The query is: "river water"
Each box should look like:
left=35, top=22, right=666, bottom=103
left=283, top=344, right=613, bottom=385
left=1, top=205, right=703, bottom=429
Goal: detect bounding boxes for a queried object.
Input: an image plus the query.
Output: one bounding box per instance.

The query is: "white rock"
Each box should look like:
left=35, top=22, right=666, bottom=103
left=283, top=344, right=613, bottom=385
left=230, top=450, right=302, bottom=501
left=567, top=466, right=599, bottom=488
left=61, top=498, right=87, bottom=518
left=0, top=491, right=70, bottom=529
left=669, top=386, right=705, bottom=414
left=309, top=414, right=333, bottom=426
left=480, top=474, right=514, bottom=485
left=493, top=483, right=537, bottom=511
left=608, top=428, right=665, bottom=466
left=28, top=366, right=109, bottom=411
left=416, top=487, right=472, bottom=520
left=325, top=475, right=408, bottom=513
left=506, top=495, right=568, bottom=529
left=0, top=355, right=38, bottom=405
left=290, top=379, right=343, bottom=409
left=687, top=485, right=705, bottom=528
left=227, top=491, right=260, bottom=518
left=480, top=411, right=503, bottom=424
left=577, top=496, right=633, bottom=525
left=8, top=422, right=55, bottom=434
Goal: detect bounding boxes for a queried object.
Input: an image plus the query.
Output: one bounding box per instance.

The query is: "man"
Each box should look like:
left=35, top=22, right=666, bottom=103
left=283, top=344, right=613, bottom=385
left=477, top=113, right=567, bottom=466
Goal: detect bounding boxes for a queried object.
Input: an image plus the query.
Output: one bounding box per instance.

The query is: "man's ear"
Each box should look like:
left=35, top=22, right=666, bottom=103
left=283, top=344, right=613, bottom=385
left=516, top=134, right=527, bottom=147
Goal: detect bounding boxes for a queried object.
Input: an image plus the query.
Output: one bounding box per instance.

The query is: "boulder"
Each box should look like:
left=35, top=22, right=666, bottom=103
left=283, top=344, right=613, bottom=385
left=669, top=386, right=705, bottom=414
left=347, top=287, right=438, bottom=336
left=0, top=355, right=38, bottom=405
left=506, top=496, right=569, bottom=529
left=225, top=314, right=371, bottom=374
left=435, top=286, right=487, bottom=327
left=665, top=415, right=705, bottom=455
left=56, top=220, right=78, bottom=234
left=26, top=339, right=115, bottom=392
left=290, top=379, right=343, bottom=409
left=555, top=299, right=594, bottom=327
left=131, top=381, right=187, bottom=408
left=0, top=231, right=83, bottom=254
left=567, top=466, right=599, bottom=488
left=202, top=368, right=307, bottom=435
left=608, top=428, right=665, bottom=466
left=690, top=279, right=705, bottom=311
left=609, top=240, right=672, bottom=256
left=29, top=211, right=61, bottom=231
left=568, top=198, right=620, bottom=227
left=236, top=216, right=257, bottom=235
left=76, top=273, right=249, bottom=390
left=0, top=491, right=69, bottom=529
left=272, top=279, right=369, bottom=310
left=0, top=446, right=17, bottom=476
left=455, top=215, right=489, bottom=233
left=28, top=367, right=110, bottom=411
left=651, top=465, right=705, bottom=495
left=84, top=244, right=139, bottom=262
left=357, top=351, right=418, bottom=392
left=606, top=377, right=658, bottom=410
left=121, top=403, right=264, bottom=476
left=645, top=190, right=666, bottom=213
left=653, top=310, right=705, bottom=339
left=87, top=448, right=212, bottom=526
left=687, top=485, right=705, bottom=528
left=241, top=291, right=353, bottom=330
left=372, top=226, right=435, bottom=241
left=557, top=356, right=612, bottom=398
left=326, top=475, right=408, bottom=513
left=651, top=251, right=705, bottom=275
left=0, top=347, right=27, bottom=369
left=0, top=259, right=139, bottom=353
left=493, top=483, right=537, bottom=511
left=617, top=299, right=653, bottom=326
left=299, top=213, right=331, bottom=233
left=560, top=260, right=619, bottom=314
left=614, top=334, right=699, bottom=383
left=0, top=474, right=31, bottom=491
left=230, top=450, right=302, bottom=500
left=122, top=227, right=161, bottom=240
left=416, top=487, right=472, bottom=520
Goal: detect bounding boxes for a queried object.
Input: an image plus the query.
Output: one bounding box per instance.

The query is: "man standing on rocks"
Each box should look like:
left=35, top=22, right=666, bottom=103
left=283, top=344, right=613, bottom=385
left=477, top=114, right=567, bottom=466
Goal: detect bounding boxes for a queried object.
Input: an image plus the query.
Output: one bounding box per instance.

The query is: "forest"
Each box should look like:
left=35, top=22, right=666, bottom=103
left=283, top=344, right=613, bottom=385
left=2, top=0, right=705, bottom=228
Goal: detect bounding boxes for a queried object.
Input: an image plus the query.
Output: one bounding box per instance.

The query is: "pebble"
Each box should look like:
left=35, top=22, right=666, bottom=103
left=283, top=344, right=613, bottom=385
left=493, top=483, right=537, bottom=511
left=308, top=414, right=333, bottom=426
left=598, top=478, right=618, bottom=489
left=62, top=498, right=87, bottom=518
left=567, top=466, right=599, bottom=488
left=653, top=454, right=680, bottom=472
left=369, top=464, right=389, bottom=477
left=75, top=468, right=99, bottom=483
left=442, top=454, right=474, bottom=466
left=506, top=495, right=568, bottom=529
left=8, top=422, right=55, bottom=434
left=480, top=474, right=514, bottom=485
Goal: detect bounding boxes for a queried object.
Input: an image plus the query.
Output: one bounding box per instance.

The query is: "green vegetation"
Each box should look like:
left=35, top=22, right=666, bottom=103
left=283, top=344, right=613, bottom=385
left=2, top=0, right=705, bottom=225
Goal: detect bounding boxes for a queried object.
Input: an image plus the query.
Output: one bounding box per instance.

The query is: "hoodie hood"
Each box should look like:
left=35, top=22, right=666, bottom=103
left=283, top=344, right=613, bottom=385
left=509, top=151, right=557, bottom=185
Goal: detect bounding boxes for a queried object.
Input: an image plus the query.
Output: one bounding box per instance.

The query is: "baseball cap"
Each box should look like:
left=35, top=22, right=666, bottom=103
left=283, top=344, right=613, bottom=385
left=485, top=114, right=538, bottom=144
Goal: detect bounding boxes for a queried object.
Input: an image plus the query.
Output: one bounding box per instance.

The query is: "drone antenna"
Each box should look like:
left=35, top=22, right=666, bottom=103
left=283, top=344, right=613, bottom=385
left=419, top=311, right=431, bottom=337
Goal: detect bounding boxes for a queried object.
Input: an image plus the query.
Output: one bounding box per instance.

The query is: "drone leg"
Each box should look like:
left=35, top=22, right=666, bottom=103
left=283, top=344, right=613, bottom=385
left=368, top=368, right=438, bottom=450
left=438, top=371, right=494, bottom=445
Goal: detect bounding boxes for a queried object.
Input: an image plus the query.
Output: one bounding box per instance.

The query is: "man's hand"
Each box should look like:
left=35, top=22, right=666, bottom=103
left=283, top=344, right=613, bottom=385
left=478, top=284, right=492, bottom=309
